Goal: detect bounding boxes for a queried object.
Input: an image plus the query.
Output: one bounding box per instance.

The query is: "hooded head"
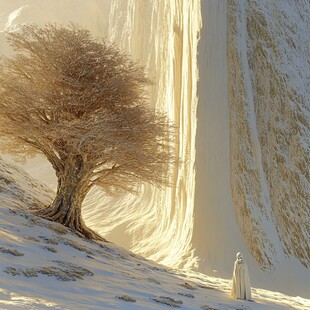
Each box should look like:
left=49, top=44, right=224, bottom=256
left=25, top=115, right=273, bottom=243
left=236, top=252, right=243, bottom=260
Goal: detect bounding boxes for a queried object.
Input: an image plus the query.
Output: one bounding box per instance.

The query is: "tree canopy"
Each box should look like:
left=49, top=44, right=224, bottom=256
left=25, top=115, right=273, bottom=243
left=0, top=24, right=176, bottom=239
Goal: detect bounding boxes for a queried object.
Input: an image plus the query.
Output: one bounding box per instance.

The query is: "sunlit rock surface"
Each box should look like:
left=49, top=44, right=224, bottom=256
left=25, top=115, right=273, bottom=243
left=227, top=0, right=310, bottom=269
left=96, top=0, right=201, bottom=270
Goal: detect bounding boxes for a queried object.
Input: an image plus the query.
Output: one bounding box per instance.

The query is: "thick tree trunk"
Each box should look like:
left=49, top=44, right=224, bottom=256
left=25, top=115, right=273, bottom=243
left=36, top=157, right=105, bottom=241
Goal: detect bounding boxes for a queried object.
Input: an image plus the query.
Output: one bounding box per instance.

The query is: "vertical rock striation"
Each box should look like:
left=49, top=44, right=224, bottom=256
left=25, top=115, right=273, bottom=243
left=102, top=0, right=202, bottom=269
left=227, top=0, right=310, bottom=269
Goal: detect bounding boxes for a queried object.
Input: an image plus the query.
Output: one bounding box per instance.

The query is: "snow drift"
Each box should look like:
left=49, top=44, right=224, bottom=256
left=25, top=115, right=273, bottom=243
left=0, top=157, right=308, bottom=309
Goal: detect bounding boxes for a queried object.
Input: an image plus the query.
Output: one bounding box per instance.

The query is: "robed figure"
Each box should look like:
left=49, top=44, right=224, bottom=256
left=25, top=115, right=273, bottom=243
left=231, top=252, right=252, bottom=300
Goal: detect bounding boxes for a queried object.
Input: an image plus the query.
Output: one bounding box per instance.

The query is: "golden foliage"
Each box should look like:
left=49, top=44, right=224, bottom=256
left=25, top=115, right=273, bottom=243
left=0, top=24, right=176, bottom=195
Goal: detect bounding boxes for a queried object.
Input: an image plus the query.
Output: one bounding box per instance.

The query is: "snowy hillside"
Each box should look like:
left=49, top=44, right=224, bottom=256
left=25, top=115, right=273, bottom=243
left=0, top=157, right=309, bottom=310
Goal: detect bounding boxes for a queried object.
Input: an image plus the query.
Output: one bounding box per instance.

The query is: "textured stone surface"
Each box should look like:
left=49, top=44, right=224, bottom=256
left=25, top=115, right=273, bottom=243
left=227, top=0, right=310, bottom=268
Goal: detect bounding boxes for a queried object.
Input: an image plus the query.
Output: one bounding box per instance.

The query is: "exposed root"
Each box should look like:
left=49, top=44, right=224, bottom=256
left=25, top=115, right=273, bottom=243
left=34, top=207, right=107, bottom=242
left=75, top=223, right=106, bottom=242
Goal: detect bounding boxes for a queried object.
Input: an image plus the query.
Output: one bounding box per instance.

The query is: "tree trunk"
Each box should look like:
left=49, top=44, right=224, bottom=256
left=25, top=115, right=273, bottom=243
left=36, top=157, right=105, bottom=241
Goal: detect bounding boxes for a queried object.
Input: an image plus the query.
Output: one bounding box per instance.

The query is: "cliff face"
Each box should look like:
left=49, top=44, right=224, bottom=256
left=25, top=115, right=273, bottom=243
left=227, top=0, right=310, bottom=269
left=103, top=0, right=202, bottom=269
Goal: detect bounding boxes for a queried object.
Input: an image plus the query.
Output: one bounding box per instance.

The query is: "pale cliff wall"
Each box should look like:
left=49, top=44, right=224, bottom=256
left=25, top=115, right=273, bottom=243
left=227, top=0, right=310, bottom=269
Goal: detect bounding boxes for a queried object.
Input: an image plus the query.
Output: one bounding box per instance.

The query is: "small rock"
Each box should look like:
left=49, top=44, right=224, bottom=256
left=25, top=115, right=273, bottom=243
left=180, top=282, right=197, bottom=290
left=43, top=246, right=57, bottom=253
left=115, top=295, right=136, bottom=303
left=59, top=238, right=94, bottom=255
left=201, top=305, right=219, bottom=310
left=198, top=284, right=217, bottom=290
left=178, top=292, right=195, bottom=298
left=24, top=236, right=41, bottom=242
left=3, top=267, right=37, bottom=278
left=151, top=296, right=183, bottom=308
left=39, top=236, right=58, bottom=245
left=3, top=267, right=21, bottom=276
left=0, top=247, right=24, bottom=256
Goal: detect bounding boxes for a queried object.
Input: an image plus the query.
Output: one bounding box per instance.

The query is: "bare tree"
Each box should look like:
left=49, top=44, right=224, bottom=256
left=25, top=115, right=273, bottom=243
left=0, top=24, right=176, bottom=240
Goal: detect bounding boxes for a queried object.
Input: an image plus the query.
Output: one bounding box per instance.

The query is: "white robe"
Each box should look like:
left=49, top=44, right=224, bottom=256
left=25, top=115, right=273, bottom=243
left=231, top=253, right=252, bottom=300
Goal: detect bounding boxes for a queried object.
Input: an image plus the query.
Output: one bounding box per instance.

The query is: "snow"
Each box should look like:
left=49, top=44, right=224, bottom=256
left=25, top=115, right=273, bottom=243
left=0, top=5, right=27, bottom=33
left=192, top=0, right=249, bottom=277
left=0, top=0, right=309, bottom=302
left=0, top=157, right=309, bottom=310
left=226, top=0, right=310, bottom=297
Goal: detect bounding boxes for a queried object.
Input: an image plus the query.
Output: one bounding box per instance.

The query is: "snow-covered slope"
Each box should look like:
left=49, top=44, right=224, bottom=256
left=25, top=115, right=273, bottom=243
left=0, top=157, right=309, bottom=310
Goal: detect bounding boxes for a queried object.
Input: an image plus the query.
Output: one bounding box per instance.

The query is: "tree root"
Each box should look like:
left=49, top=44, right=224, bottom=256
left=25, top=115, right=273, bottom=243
left=34, top=207, right=107, bottom=242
